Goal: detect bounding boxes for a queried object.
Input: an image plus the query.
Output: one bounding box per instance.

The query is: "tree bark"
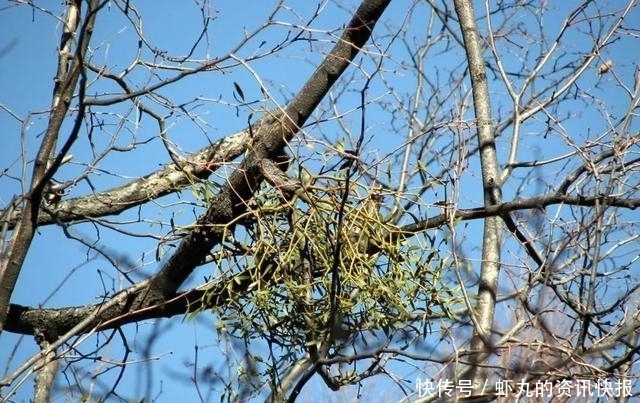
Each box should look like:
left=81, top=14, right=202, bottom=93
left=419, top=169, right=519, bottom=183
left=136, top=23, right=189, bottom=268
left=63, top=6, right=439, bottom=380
left=453, top=0, right=501, bottom=392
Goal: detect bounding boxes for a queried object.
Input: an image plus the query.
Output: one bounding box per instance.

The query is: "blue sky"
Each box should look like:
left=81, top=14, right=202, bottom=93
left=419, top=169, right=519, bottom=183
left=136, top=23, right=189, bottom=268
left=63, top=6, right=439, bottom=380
left=1, top=1, right=639, bottom=402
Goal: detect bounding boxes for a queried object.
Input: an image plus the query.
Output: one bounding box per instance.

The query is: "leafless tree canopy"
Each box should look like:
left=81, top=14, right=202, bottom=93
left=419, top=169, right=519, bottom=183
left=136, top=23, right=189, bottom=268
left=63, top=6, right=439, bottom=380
left=1, top=0, right=639, bottom=402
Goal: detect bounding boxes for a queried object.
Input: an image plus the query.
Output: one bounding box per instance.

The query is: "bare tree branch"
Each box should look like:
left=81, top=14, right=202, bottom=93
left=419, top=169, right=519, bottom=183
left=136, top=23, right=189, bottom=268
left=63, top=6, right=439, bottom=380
left=453, top=0, right=501, bottom=390
left=0, top=0, right=102, bottom=334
